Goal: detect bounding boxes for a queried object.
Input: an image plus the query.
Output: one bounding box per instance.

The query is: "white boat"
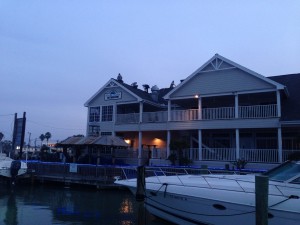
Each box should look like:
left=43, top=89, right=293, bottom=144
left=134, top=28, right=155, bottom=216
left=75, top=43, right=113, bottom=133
left=0, top=153, right=27, bottom=178
left=115, top=162, right=300, bottom=225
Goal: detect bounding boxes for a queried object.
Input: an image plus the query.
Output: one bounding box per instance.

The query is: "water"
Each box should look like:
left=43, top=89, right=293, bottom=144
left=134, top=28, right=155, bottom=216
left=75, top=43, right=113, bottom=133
left=0, top=184, right=172, bottom=225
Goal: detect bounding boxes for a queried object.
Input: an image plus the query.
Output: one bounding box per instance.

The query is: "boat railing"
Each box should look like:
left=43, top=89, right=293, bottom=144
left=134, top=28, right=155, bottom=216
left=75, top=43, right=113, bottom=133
left=117, top=166, right=299, bottom=196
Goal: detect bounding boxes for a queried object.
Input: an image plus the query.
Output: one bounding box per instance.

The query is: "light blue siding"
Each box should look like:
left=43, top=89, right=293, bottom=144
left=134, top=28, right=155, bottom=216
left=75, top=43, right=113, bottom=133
left=170, top=68, right=275, bottom=98
left=88, top=87, right=138, bottom=106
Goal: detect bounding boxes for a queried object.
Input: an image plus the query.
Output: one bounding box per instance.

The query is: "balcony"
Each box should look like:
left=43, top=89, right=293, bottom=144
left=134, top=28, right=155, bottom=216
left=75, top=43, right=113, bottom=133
left=115, top=104, right=278, bottom=124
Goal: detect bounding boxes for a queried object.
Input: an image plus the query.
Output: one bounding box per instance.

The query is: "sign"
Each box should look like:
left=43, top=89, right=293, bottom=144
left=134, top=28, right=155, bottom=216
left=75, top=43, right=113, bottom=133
left=104, top=90, right=122, bottom=100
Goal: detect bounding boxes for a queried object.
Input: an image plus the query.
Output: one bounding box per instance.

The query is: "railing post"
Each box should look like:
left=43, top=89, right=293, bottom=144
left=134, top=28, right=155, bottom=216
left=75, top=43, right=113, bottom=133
left=198, top=129, right=202, bottom=160
left=278, top=127, right=283, bottom=163
left=235, top=94, right=239, bottom=119
left=235, top=129, right=240, bottom=160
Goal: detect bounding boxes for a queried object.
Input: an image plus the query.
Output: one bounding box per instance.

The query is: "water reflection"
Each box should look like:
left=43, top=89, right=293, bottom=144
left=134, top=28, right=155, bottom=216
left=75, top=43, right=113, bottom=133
left=0, top=184, right=170, bottom=225
left=4, top=193, right=17, bottom=225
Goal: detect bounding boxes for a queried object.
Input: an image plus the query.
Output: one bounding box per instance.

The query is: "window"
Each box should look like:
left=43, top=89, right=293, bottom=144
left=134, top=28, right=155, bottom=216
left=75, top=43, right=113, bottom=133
left=89, top=125, right=100, bottom=136
left=89, top=107, right=100, bottom=122
left=102, top=105, right=113, bottom=121
left=101, top=132, right=112, bottom=136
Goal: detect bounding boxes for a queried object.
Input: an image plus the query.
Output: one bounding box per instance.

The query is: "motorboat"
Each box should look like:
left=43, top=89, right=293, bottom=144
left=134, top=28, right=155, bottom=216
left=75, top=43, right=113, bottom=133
left=0, top=153, right=27, bottom=178
left=115, top=162, right=300, bottom=225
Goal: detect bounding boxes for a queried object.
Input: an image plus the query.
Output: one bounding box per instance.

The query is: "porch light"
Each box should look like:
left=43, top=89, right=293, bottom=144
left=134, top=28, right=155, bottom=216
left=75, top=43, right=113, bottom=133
left=194, top=94, right=199, bottom=98
left=124, top=139, right=131, bottom=144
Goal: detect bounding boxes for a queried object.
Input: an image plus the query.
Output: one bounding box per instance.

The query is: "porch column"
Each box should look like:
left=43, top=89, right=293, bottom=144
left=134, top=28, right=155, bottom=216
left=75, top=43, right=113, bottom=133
left=198, top=129, right=202, bottom=160
left=198, top=97, right=202, bottom=120
left=167, top=130, right=171, bottom=157
left=235, top=94, right=239, bottom=119
left=138, top=131, right=143, bottom=166
left=139, top=101, right=143, bottom=123
left=235, top=129, right=240, bottom=159
left=278, top=127, right=283, bottom=163
left=113, top=103, right=117, bottom=122
left=168, top=100, right=171, bottom=121
left=276, top=90, right=281, bottom=117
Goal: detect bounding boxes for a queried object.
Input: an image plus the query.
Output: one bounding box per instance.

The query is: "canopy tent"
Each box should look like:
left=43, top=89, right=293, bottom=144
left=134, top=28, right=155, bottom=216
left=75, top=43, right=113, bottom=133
left=57, top=136, right=129, bottom=147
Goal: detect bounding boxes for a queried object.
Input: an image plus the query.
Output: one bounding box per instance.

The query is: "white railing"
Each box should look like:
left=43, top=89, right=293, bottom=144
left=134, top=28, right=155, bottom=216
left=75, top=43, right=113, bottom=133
left=142, top=111, right=168, bottom=123
left=202, top=107, right=235, bottom=120
left=240, top=149, right=278, bottom=163
left=171, top=109, right=198, bottom=121
left=239, top=104, right=277, bottom=118
left=151, top=148, right=167, bottom=159
left=115, top=104, right=278, bottom=124
left=282, top=149, right=300, bottom=162
left=116, top=113, right=139, bottom=124
left=202, top=148, right=236, bottom=161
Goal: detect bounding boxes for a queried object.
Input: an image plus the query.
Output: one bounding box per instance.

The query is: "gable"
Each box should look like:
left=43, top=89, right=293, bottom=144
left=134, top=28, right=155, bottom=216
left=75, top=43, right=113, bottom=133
left=85, top=80, right=138, bottom=107
left=165, top=54, right=285, bottom=99
left=170, top=68, right=276, bottom=98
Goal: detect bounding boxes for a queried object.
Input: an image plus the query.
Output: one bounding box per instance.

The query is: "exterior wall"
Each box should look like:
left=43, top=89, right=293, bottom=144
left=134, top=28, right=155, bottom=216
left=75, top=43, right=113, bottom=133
left=171, top=68, right=275, bottom=98
left=88, top=86, right=138, bottom=106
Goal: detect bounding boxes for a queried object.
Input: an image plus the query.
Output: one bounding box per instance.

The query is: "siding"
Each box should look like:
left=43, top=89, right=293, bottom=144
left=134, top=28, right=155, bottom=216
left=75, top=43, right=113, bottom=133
left=88, top=87, right=138, bottom=106
left=171, top=68, right=275, bottom=98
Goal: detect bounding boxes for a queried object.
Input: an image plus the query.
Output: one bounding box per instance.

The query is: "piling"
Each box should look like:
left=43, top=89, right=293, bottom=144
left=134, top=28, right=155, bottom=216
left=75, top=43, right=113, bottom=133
left=255, top=175, right=269, bottom=225
left=136, top=166, right=145, bottom=201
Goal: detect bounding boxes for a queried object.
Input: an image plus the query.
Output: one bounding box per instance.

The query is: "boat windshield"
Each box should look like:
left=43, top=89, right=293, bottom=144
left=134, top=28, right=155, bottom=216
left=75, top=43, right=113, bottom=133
left=264, top=161, right=300, bottom=182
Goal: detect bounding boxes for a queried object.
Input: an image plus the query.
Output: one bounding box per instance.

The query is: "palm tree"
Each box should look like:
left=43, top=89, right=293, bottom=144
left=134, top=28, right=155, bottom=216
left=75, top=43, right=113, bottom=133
left=44, top=132, right=52, bottom=145
left=39, top=134, right=45, bottom=146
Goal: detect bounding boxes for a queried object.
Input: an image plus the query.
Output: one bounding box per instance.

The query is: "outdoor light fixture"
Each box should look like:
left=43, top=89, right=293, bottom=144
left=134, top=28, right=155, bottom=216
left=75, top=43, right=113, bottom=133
left=194, top=94, right=199, bottom=98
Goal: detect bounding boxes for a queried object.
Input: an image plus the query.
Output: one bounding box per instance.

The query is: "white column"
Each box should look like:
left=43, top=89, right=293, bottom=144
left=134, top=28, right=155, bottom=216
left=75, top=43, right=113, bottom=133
left=138, top=131, right=143, bottom=165
left=278, top=127, right=283, bottom=163
left=198, top=97, right=202, bottom=120
left=276, top=90, right=281, bottom=117
left=139, top=101, right=143, bottom=123
left=235, top=129, right=240, bottom=159
left=198, top=129, right=202, bottom=160
left=168, top=100, right=171, bottom=121
left=167, top=130, right=171, bottom=157
left=235, top=94, right=239, bottom=119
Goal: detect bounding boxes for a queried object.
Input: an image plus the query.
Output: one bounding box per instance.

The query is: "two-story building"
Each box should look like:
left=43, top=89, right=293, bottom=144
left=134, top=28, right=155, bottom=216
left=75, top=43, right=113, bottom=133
left=84, top=54, right=300, bottom=168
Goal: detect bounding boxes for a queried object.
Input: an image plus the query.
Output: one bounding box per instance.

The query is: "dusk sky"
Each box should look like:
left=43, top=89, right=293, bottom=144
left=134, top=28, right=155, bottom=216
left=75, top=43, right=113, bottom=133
left=0, top=0, right=300, bottom=144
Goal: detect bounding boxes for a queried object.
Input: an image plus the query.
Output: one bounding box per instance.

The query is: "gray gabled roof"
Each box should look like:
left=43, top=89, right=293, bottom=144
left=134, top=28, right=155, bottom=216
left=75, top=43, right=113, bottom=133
left=84, top=77, right=173, bottom=107
left=164, top=54, right=286, bottom=99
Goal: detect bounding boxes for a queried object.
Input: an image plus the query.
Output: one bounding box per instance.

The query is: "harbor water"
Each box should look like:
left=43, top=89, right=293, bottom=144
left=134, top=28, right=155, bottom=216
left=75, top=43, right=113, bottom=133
left=0, top=183, right=172, bottom=225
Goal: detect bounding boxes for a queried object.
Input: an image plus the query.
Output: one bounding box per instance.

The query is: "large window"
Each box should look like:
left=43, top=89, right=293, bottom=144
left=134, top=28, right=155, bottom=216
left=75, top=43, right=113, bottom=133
left=102, top=105, right=113, bottom=121
left=89, top=107, right=100, bottom=122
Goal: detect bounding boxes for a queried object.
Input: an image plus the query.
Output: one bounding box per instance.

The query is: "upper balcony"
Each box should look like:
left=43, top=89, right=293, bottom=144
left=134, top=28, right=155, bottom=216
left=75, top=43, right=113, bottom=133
left=115, top=104, right=278, bottom=124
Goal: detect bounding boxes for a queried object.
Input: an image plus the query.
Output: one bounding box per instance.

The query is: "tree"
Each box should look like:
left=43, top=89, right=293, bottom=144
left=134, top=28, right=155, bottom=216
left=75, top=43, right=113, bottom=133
left=0, top=132, right=4, bottom=141
left=44, top=132, right=52, bottom=145
left=39, top=134, right=45, bottom=146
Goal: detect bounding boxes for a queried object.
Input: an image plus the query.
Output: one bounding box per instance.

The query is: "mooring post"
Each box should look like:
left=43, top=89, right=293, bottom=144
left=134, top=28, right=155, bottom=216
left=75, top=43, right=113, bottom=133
left=255, top=175, right=269, bottom=225
left=136, top=166, right=145, bottom=201
left=136, top=166, right=146, bottom=225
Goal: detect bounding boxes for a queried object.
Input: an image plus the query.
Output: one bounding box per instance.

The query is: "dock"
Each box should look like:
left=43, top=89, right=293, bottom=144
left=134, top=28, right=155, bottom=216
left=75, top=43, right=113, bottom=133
left=9, top=161, right=262, bottom=188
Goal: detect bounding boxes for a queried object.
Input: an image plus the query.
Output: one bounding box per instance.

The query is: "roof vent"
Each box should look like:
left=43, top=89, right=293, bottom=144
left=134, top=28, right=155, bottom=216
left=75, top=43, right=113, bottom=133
left=131, top=82, right=138, bottom=89
left=170, top=80, right=175, bottom=88
left=143, top=84, right=150, bottom=93
left=117, top=73, right=123, bottom=83
left=151, top=85, right=159, bottom=92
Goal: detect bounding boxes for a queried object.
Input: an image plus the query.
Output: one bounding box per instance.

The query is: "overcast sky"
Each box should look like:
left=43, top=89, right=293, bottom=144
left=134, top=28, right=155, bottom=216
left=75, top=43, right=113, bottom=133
left=0, top=0, right=300, bottom=144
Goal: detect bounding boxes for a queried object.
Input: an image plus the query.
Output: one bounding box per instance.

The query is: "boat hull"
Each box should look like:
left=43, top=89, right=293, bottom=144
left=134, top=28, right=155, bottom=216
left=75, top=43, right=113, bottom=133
left=143, top=188, right=300, bottom=225
left=116, top=176, right=300, bottom=225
